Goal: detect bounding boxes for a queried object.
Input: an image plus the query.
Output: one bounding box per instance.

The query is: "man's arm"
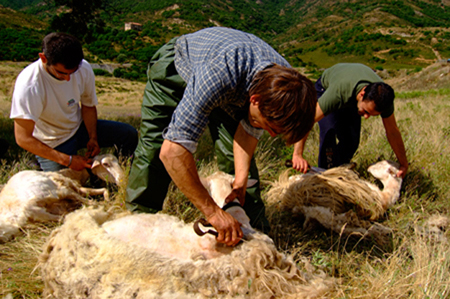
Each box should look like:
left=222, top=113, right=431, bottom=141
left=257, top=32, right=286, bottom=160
left=292, top=103, right=325, bottom=172
left=160, top=140, right=243, bottom=246
left=81, top=105, right=100, bottom=158
left=14, top=119, right=91, bottom=170
left=382, top=113, right=408, bottom=178
left=226, top=123, right=258, bottom=206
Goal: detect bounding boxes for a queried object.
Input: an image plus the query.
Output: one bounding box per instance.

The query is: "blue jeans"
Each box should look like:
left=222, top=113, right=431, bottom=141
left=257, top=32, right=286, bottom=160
left=37, top=120, right=138, bottom=171
left=315, top=78, right=361, bottom=169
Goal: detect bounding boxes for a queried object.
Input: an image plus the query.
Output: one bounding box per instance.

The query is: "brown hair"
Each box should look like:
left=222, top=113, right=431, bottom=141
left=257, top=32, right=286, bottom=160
left=42, top=32, right=84, bottom=69
left=249, top=64, right=317, bottom=145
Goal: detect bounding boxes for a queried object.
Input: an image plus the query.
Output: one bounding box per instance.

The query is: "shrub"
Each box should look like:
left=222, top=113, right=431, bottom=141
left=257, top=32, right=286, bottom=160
left=93, top=69, right=111, bottom=77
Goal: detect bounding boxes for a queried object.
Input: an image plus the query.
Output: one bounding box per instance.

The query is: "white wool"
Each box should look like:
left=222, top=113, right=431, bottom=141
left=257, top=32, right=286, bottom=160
left=0, top=154, right=124, bottom=243
left=266, top=160, right=402, bottom=244
left=38, top=172, right=335, bottom=298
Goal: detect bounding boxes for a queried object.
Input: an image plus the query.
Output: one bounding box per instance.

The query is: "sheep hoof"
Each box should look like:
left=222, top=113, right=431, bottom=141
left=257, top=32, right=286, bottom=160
left=103, top=190, right=110, bottom=201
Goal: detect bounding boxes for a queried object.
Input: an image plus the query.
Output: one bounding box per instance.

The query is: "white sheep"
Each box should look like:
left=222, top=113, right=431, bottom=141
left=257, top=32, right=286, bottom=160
left=39, top=172, right=335, bottom=299
left=266, top=160, right=402, bottom=244
left=0, top=154, right=124, bottom=243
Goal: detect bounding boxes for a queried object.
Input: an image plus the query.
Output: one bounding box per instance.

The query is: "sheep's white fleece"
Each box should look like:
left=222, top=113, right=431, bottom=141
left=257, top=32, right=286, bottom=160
left=39, top=172, right=335, bottom=298
left=39, top=208, right=334, bottom=298
left=266, top=160, right=402, bottom=244
left=0, top=154, right=124, bottom=243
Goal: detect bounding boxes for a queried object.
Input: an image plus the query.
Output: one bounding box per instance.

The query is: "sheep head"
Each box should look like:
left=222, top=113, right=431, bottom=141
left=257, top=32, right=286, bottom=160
left=91, top=154, right=125, bottom=185
left=367, top=160, right=401, bottom=183
left=200, top=172, right=257, bottom=207
left=367, top=160, right=402, bottom=209
left=200, top=172, right=257, bottom=230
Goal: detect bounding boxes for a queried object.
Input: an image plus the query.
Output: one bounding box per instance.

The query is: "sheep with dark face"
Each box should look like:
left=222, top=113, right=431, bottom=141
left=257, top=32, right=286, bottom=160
left=0, top=154, right=124, bottom=243
left=38, top=172, right=335, bottom=299
left=266, top=160, right=402, bottom=244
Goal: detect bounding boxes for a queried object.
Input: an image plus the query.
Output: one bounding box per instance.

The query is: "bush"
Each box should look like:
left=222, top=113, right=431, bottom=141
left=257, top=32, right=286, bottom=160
left=93, top=69, right=111, bottom=77
left=117, top=54, right=127, bottom=63
left=113, top=68, right=125, bottom=78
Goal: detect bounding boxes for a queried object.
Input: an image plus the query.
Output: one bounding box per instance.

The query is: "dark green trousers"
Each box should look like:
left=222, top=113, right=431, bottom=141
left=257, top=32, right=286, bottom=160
left=126, top=38, right=270, bottom=232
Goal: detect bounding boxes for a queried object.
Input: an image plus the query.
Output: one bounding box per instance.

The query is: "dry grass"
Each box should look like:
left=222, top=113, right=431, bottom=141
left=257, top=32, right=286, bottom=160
left=1, top=61, right=450, bottom=298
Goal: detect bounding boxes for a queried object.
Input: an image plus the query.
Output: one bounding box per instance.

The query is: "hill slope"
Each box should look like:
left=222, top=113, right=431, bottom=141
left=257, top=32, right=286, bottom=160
left=1, top=0, right=449, bottom=74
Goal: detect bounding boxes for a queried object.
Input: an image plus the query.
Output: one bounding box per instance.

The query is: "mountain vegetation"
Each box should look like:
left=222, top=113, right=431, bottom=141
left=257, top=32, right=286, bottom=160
left=0, top=0, right=449, bottom=80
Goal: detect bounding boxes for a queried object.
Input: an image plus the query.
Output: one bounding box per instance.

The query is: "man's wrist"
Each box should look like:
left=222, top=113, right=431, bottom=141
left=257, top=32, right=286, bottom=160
left=67, top=155, right=73, bottom=167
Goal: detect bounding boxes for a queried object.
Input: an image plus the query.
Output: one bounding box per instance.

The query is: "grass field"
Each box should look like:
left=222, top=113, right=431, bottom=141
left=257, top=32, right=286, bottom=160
left=1, top=61, right=450, bottom=298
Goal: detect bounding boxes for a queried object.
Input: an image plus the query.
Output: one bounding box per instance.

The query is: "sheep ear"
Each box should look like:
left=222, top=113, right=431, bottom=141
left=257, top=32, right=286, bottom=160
left=387, top=167, right=397, bottom=177
left=91, top=160, right=101, bottom=170
left=247, top=179, right=258, bottom=188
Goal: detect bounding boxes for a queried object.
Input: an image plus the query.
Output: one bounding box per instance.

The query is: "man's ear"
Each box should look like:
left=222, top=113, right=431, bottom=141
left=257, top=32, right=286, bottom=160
left=38, top=53, right=47, bottom=64
left=358, top=86, right=366, bottom=100
left=249, top=94, right=261, bottom=105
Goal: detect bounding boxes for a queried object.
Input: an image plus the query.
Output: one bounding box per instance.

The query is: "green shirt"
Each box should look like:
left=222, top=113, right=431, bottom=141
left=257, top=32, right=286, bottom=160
left=319, top=63, right=394, bottom=118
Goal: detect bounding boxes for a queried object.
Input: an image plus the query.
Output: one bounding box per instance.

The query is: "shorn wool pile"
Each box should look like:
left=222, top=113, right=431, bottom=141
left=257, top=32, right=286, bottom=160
left=38, top=172, right=335, bottom=299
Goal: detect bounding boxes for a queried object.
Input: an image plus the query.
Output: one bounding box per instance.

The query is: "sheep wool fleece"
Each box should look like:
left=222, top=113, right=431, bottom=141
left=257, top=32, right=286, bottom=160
left=125, top=28, right=288, bottom=232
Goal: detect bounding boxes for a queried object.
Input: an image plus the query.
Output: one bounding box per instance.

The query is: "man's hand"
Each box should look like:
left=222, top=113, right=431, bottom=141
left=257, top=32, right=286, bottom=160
left=207, top=209, right=243, bottom=246
left=397, top=164, right=408, bottom=179
left=224, top=185, right=246, bottom=206
left=85, top=138, right=100, bottom=158
left=292, top=154, right=310, bottom=173
left=69, top=155, right=93, bottom=171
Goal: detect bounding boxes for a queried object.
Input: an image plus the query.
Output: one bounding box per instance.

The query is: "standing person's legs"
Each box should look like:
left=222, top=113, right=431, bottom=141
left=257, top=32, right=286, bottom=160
left=126, top=38, right=186, bottom=213
left=318, top=107, right=361, bottom=169
left=208, top=109, right=271, bottom=233
left=335, top=106, right=361, bottom=165
left=318, top=113, right=339, bottom=169
left=315, top=77, right=340, bottom=169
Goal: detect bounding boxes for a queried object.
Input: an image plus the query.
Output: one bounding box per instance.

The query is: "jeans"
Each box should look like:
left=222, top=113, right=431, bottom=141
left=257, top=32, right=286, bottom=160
left=37, top=120, right=138, bottom=171
left=315, top=78, right=361, bottom=169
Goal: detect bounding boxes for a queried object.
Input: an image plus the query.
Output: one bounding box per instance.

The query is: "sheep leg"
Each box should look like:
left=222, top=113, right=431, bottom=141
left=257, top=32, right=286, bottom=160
left=78, top=187, right=110, bottom=201
left=27, top=206, right=62, bottom=222
left=63, top=191, right=95, bottom=205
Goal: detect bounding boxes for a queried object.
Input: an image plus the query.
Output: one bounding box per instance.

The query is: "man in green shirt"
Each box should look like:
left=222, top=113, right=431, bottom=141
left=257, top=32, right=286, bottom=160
left=291, top=63, right=408, bottom=178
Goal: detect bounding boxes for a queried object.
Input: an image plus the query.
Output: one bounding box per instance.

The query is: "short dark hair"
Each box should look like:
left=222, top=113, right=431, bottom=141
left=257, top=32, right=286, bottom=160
left=249, top=64, right=317, bottom=145
left=42, top=32, right=84, bottom=69
left=363, top=82, right=395, bottom=113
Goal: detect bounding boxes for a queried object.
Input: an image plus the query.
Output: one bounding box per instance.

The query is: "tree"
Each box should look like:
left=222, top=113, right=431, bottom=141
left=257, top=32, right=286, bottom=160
left=46, top=0, right=105, bottom=40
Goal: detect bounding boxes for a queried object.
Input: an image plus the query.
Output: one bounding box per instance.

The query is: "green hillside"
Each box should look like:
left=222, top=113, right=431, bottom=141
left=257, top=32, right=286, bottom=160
left=1, top=0, right=449, bottom=78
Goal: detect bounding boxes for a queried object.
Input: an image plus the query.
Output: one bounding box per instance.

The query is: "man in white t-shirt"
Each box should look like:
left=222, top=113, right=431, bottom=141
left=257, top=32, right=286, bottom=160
left=11, top=32, right=138, bottom=171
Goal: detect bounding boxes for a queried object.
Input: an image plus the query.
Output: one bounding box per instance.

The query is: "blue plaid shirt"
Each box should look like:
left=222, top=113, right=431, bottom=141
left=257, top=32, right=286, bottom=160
left=163, top=27, right=290, bottom=153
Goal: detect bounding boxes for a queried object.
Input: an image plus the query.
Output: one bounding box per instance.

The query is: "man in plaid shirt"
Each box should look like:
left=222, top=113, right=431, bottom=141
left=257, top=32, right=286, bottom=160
left=126, top=27, right=317, bottom=246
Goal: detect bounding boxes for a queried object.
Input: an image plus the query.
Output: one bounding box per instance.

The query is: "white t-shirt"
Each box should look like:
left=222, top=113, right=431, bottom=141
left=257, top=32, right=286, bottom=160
left=11, top=59, right=98, bottom=148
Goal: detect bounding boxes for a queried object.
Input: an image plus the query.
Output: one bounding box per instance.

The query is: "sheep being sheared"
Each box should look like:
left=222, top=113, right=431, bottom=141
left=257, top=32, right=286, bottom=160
left=266, top=160, right=402, bottom=244
left=39, top=172, right=335, bottom=299
left=0, top=154, right=124, bottom=243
